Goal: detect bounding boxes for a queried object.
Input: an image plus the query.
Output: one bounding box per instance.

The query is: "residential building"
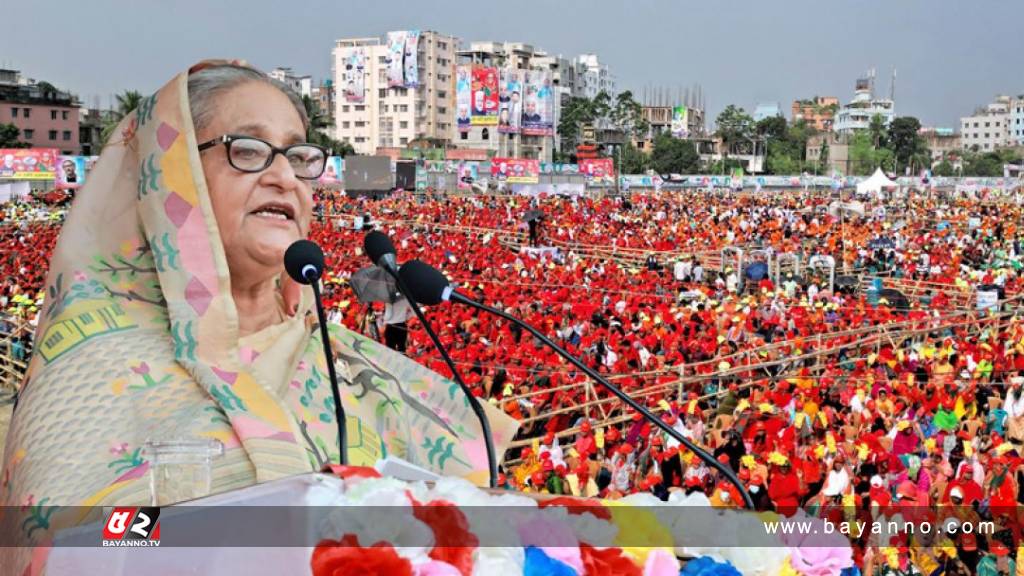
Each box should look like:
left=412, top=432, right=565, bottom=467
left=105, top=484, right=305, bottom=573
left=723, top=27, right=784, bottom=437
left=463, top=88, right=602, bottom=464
left=455, top=41, right=572, bottom=162
left=313, top=79, right=335, bottom=123
left=918, top=127, right=961, bottom=165
left=78, top=107, right=116, bottom=156
left=791, top=96, right=839, bottom=131
left=753, top=102, right=782, bottom=122
left=332, top=31, right=459, bottom=155
left=1009, top=95, right=1024, bottom=145
left=960, top=95, right=1012, bottom=151
left=572, top=54, right=615, bottom=100
left=0, top=69, right=82, bottom=154
left=806, top=132, right=851, bottom=175
left=833, top=72, right=894, bottom=134
left=632, top=104, right=706, bottom=152
left=268, top=67, right=313, bottom=99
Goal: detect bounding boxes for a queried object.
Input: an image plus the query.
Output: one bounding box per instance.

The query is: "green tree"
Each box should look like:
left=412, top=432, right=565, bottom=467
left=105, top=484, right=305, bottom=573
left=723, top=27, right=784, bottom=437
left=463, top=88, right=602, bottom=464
left=100, top=90, right=144, bottom=147
left=302, top=95, right=354, bottom=156
left=932, top=159, right=955, bottom=177
left=715, top=105, right=754, bottom=159
left=0, top=124, right=30, bottom=148
left=617, top=142, right=651, bottom=174
left=557, top=92, right=611, bottom=149
left=755, top=116, right=787, bottom=140
left=868, top=114, right=888, bottom=150
left=609, top=91, right=648, bottom=142
left=650, top=133, right=699, bottom=174
left=849, top=132, right=876, bottom=175
left=887, top=116, right=928, bottom=173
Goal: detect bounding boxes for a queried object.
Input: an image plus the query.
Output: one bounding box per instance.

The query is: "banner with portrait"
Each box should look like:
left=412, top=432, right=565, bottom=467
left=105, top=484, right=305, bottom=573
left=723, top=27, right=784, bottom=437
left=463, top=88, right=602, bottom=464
left=471, top=66, right=499, bottom=126
left=671, top=106, right=688, bottom=138
left=55, top=155, right=88, bottom=189
left=319, top=156, right=345, bottom=185
left=491, top=157, right=540, bottom=184
left=498, top=69, right=523, bottom=134
left=580, top=158, right=615, bottom=187
left=403, top=30, right=421, bottom=87
left=0, top=148, right=58, bottom=180
left=386, top=31, right=407, bottom=88
left=456, top=65, right=472, bottom=133
left=522, top=69, right=553, bottom=136
left=342, top=47, right=367, bottom=103
left=457, top=161, right=479, bottom=190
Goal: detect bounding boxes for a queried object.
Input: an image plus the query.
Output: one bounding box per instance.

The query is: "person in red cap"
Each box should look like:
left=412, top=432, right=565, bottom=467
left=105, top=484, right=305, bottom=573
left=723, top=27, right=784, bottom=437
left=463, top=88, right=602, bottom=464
left=767, top=457, right=803, bottom=517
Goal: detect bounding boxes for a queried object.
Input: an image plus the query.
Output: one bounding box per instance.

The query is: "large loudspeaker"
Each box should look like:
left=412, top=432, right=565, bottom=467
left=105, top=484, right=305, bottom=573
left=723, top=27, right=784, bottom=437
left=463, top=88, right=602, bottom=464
left=396, top=161, right=416, bottom=190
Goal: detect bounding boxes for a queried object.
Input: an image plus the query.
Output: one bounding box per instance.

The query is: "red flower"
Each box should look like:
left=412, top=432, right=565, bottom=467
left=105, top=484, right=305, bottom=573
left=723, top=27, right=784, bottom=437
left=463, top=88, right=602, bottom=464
left=538, top=496, right=612, bottom=521
left=411, top=498, right=478, bottom=576
left=311, top=534, right=413, bottom=576
left=580, top=544, right=641, bottom=576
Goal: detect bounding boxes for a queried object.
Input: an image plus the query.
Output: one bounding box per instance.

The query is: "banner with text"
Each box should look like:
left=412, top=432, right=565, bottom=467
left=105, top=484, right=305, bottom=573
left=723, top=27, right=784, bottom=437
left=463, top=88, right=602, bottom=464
left=471, top=66, right=499, bottom=126
left=0, top=148, right=58, bottom=180
left=498, top=69, right=523, bottom=134
left=671, top=106, right=689, bottom=138
left=341, top=47, right=367, bottom=103
left=456, top=65, right=472, bottom=132
left=522, top=69, right=553, bottom=136
left=580, top=158, right=615, bottom=186
left=402, top=30, right=420, bottom=87
left=386, top=31, right=407, bottom=88
left=491, top=157, right=540, bottom=184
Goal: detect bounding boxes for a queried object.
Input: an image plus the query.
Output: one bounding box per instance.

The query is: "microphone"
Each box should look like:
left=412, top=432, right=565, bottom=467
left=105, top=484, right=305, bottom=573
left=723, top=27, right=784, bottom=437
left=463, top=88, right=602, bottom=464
left=284, top=240, right=347, bottom=466
left=362, top=232, right=498, bottom=488
left=363, top=230, right=399, bottom=274
left=398, top=259, right=755, bottom=509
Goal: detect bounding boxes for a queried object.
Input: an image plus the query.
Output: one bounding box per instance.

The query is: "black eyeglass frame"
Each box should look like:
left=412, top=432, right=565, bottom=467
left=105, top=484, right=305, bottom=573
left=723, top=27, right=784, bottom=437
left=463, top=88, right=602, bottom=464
left=197, top=134, right=331, bottom=180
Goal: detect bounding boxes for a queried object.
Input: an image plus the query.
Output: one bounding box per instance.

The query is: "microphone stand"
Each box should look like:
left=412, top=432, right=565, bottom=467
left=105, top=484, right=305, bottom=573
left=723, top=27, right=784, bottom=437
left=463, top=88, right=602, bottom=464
left=384, top=268, right=499, bottom=488
left=445, top=290, right=755, bottom=509
left=307, top=273, right=348, bottom=466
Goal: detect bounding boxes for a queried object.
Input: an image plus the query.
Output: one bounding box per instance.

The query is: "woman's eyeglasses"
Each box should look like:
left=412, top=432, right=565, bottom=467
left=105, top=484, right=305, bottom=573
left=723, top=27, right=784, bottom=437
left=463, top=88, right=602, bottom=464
left=197, top=134, right=329, bottom=180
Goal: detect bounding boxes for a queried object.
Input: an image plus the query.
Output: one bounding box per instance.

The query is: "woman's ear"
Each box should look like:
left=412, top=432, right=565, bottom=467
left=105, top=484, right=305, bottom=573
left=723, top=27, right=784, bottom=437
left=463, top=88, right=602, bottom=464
left=280, top=270, right=301, bottom=317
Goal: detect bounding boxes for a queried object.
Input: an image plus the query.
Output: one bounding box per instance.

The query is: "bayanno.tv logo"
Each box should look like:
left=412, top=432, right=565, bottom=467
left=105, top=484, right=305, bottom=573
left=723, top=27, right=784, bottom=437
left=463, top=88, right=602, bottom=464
left=102, top=507, right=161, bottom=547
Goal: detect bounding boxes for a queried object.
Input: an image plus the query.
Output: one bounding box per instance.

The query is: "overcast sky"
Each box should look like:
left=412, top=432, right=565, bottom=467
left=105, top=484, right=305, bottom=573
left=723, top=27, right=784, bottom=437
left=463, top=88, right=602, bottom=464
left=3, top=0, right=1020, bottom=128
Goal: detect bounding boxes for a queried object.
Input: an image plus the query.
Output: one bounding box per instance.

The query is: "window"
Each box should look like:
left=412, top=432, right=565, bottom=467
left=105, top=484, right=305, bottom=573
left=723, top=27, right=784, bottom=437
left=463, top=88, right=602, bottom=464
left=355, top=121, right=367, bottom=127
left=48, top=130, right=57, bottom=140
left=342, top=121, right=351, bottom=128
left=62, top=110, right=68, bottom=120
left=995, top=122, right=1000, bottom=127
left=355, top=137, right=367, bottom=143
left=637, top=141, right=645, bottom=149
left=460, top=132, right=468, bottom=140
left=51, top=110, right=57, bottom=120
left=23, top=129, right=33, bottom=139
left=438, top=107, right=447, bottom=115
left=974, top=122, right=979, bottom=128
left=985, top=122, right=990, bottom=127
left=400, top=137, right=408, bottom=145
left=379, top=89, right=387, bottom=98
left=355, top=105, right=365, bottom=111
left=985, top=133, right=989, bottom=138
left=438, top=91, right=447, bottom=99
left=23, top=108, right=30, bottom=117
left=378, top=57, right=387, bottom=64
left=400, top=121, right=408, bottom=129
left=342, top=105, right=350, bottom=113
left=400, top=105, right=409, bottom=112
left=63, top=130, right=71, bottom=141
left=10, top=107, right=17, bottom=118
left=481, top=128, right=489, bottom=140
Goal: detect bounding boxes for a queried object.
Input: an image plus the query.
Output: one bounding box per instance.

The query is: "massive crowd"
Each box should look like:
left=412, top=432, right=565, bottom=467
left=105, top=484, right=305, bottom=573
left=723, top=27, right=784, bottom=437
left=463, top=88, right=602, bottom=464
left=4, top=185, right=1024, bottom=573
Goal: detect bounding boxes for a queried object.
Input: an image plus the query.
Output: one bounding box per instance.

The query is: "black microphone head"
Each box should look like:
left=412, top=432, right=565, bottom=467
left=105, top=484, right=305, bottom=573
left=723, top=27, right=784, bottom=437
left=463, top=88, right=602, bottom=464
left=284, top=239, right=325, bottom=285
left=363, top=230, right=396, bottom=266
left=398, top=260, right=450, bottom=306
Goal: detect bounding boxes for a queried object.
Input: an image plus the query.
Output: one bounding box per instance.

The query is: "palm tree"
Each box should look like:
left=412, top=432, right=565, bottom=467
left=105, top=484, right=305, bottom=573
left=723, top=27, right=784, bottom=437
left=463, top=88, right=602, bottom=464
left=100, top=90, right=144, bottom=147
left=868, top=114, right=887, bottom=150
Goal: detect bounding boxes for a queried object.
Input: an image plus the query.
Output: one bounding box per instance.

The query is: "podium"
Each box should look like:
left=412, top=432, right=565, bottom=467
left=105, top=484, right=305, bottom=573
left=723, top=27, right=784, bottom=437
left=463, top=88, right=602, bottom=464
left=47, top=473, right=341, bottom=575
left=44, top=469, right=853, bottom=575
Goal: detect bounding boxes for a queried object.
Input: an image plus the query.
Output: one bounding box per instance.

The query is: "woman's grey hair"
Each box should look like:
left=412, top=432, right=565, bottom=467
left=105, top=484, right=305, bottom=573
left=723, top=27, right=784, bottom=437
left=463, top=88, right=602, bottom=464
left=187, top=63, right=309, bottom=134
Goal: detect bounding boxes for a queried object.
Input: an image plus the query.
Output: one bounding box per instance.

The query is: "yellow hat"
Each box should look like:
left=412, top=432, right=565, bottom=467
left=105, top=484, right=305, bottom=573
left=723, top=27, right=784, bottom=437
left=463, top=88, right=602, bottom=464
left=768, top=451, right=789, bottom=466
left=758, top=403, right=774, bottom=414
left=897, top=420, right=910, bottom=431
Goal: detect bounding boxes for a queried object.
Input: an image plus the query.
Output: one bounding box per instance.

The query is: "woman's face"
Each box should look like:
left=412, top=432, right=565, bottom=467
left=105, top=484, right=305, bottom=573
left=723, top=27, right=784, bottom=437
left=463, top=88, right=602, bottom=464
left=198, top=81, right=313, bottom=281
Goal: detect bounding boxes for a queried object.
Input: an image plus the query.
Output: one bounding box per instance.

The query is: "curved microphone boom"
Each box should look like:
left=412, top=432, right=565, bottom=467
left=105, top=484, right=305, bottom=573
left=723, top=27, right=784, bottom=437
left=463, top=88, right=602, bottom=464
left=362, top=232, right=498, bottom=488
left=398, top=259, right=755, bottom=509
left=284, top=240, right=347, bottom=466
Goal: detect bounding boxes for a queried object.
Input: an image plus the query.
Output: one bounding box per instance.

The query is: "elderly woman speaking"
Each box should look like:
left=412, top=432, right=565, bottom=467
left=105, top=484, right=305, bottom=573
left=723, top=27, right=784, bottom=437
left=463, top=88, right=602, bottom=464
left=1, top=61, right=516, bottom=558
